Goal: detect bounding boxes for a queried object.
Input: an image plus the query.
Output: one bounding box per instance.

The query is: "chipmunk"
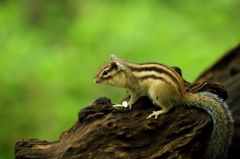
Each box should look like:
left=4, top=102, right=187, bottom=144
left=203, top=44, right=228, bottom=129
left=94, top=55, right=233, bottom=159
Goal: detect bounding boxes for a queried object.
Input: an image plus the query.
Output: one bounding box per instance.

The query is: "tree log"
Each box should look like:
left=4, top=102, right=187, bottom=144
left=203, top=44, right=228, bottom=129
left=15, top=44, right=240, bottom=159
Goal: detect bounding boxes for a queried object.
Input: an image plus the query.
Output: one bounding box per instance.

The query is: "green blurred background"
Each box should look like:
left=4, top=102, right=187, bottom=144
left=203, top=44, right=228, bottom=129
left=0, top=0, right=239, bottom=158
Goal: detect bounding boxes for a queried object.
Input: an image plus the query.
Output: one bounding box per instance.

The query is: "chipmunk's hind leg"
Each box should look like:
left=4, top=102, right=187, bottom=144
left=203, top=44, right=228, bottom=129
left=147, top=84, right=173, bottom=119
left=147, top=109, right=169, bottom=119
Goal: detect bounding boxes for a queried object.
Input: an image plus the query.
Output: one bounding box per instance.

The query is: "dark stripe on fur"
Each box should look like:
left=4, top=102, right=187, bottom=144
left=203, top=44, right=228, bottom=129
left=129, top=65, right=180, bottom=87
left=139, top=75, right=164, bottom=81
left=140, top=62, right=183, bottom=82
left=139, top=75, right=173, bottom=85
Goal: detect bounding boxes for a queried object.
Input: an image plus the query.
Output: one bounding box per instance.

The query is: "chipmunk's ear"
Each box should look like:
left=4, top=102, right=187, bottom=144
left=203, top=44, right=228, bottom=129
left=110, top=55, right=117, bottom=61
left=111, top=62, right=123, bottom=70
left=111, top=61, right=117, bottom=67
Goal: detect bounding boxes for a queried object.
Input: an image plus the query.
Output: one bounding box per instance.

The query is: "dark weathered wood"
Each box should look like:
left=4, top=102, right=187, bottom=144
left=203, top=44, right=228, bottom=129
left=15, top=44, right=240, bottom=159
left=15, top=96, right=212, bottom=159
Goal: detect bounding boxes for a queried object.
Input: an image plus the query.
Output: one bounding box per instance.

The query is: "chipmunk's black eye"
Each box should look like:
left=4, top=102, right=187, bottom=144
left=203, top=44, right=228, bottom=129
left=102, top=70, right=109, bottom=76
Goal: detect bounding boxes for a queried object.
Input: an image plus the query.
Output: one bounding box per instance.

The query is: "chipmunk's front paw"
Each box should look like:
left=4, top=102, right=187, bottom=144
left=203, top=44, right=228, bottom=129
left=122, top=101, right=128, bottom=107
left=113, top=101, right=128, bottom=108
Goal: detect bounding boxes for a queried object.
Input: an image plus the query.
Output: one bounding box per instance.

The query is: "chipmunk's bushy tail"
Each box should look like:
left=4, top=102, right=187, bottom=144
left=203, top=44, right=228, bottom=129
left=185, top=92, right=233, bottom=159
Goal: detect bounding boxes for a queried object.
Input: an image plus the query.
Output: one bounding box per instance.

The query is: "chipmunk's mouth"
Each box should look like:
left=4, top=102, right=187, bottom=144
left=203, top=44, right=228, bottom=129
left=94, top=79, right=102, bottom=84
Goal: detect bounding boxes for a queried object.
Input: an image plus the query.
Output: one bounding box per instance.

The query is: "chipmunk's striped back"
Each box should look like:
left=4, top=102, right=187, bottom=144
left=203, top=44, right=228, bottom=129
left=120, top=61, right=186, bottom=96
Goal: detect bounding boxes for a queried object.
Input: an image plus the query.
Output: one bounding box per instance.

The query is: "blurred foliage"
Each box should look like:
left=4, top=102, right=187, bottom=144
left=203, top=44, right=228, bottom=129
left=0, top=0, right=239, bottom=158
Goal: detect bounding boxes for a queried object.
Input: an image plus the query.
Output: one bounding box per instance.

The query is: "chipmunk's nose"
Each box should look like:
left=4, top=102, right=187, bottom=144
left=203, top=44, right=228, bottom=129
left=94, top=79, right=99, bottom=83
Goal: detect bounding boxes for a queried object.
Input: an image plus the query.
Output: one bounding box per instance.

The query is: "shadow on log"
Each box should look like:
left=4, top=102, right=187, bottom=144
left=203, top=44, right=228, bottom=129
left=15, top=44, right=240, bottom=159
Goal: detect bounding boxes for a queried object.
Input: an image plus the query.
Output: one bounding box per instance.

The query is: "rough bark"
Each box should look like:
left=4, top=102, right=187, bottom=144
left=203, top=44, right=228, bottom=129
left=15, top=44, right=240, bottom=159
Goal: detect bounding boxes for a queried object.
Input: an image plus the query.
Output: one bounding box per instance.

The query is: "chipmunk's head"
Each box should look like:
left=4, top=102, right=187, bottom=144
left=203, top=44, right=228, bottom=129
left=94, top=55, right=127, bottom=88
